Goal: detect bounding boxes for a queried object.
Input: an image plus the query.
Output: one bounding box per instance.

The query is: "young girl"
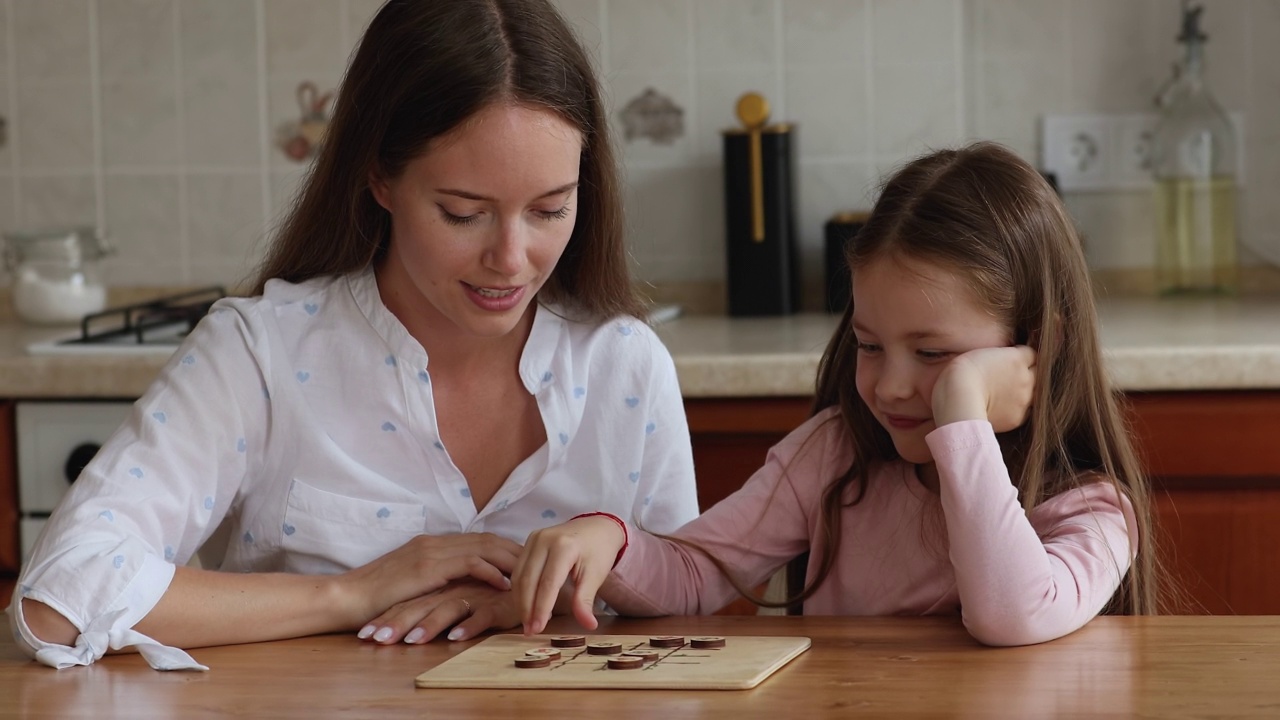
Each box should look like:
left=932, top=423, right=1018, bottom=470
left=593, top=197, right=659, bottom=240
left=514, top=142, right=1160, bottom=646
left=11, top=0, right=699, bottom=670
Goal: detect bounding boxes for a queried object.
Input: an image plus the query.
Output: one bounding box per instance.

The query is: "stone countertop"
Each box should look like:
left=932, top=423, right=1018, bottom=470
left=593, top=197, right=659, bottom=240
left=1, top=296, right=1278, bottom=399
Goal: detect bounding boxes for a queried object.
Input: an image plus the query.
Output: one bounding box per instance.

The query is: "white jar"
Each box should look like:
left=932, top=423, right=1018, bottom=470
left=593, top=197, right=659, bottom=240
left=4, top=227, right=112, bottom=325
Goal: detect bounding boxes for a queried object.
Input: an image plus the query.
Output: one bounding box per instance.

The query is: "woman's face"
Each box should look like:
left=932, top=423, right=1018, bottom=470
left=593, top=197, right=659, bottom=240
left=371, top=102, right=582, bottom=343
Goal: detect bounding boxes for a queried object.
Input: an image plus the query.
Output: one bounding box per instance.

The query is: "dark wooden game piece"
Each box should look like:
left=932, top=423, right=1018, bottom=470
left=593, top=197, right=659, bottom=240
left=550, top=635, right=587, bottom=648
left=587, top=641, right=623, bottom=655
left=691, top=636, right=726, bottom=649
left=514, top=655, right=552, bottom=668
left=621, top=650, right=659, bottom=662
left=649, top=635, right=685, bottom=648
left=606, top=656, right=644, bottom=670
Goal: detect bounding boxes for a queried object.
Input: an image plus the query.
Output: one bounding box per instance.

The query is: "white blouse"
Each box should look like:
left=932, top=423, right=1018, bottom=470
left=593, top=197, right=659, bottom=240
left=8, top=268, right=699, bottom=670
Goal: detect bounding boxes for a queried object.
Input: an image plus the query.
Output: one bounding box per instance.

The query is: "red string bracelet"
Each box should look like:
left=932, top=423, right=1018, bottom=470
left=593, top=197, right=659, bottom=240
left=569, top=512, right=629, bottom=568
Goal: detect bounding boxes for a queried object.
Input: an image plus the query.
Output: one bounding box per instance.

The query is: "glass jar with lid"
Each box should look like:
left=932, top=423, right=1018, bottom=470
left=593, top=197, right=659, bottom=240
left=3, top=227, right=113, bottom=325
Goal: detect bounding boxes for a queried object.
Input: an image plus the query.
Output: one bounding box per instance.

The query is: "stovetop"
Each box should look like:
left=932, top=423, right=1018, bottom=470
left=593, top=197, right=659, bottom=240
left=26, top=287, right=226, bottom=356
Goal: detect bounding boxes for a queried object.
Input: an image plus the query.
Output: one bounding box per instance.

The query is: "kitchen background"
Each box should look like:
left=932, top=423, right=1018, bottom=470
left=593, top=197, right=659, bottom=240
left=0, top=0, right=1275, bottom=308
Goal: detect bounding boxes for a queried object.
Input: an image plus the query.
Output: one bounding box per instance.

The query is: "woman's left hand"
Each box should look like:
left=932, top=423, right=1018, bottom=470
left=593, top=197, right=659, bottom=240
left=357, top=581, right=520, bottom=644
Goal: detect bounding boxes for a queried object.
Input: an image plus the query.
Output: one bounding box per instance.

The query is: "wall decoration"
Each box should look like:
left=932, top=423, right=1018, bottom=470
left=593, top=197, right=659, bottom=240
left=619, top=88, right=684, bottom=145
left=275, top=81, right=335, bottom=162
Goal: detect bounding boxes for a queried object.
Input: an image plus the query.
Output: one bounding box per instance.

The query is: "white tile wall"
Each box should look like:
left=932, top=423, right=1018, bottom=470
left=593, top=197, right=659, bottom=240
left=0, top=0, right=1274, bottom=293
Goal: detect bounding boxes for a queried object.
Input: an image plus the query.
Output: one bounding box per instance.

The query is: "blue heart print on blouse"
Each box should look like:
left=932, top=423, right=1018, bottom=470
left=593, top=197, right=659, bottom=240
left=629, top=471, right=640, bottom=483
left=496, top=499, right=509, bottom=511
left=98, top=509, right=114, bottom=522
left=164, top=546, right=175, bottom=561
left=418, top=370, right=430, bottom=383
left=243, top=531, right=254, bottom=544
left=152, top=411, right=167, bottom=424
left=644, top=495, right=652, bottom=506
left=304, top=302, right=319, bottom=315
left=559, top=432, right=569, bottom=445
left=381, top=421, right=396, bottom=432
left=181, top=354, right=195, bottom=365
left=617, top=324, right=633, bottom=336
left=203, top=496, right=214, bottom=510
left=460, top=488, right=471, bottom=498
left=573, top=386, right=585, bottom=399
left=283, top=523, right=295, bottom=536
left=541, top=509, right=557, bottom=519
left=385, top=355, right=397, bottom=367
left=433, top=440, right=444, bottom=450
left=625, top=396, right=639, bottom=408
left=542, top=371, right=553, bottom=383
left=645, top=422, right=656, bottom=435
left=112, top=555, right=124, bottom=569
left=296, top=371, right=310, bottom=383
left=129, top=467, right=144, bottom=478
left=377, top=507, right=391, bottom=519
left=237, top=438, right=247, bottom=453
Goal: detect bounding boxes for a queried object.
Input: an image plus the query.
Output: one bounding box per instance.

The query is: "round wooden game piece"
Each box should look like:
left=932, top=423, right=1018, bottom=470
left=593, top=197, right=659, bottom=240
left=690, top=636, right=726, bottom=649
left=586, top=641, right=623, bottom=655
left=648, top=635, right=685, bottom=648
left=606, top=656, right=645, bottom=670
left=513, top=655, right=552, bottom=668
left=621, top=650, right=659, bottom=662
left=549, top=635, right=587, bottom=648
left=525, top=647, right=562, bottom=660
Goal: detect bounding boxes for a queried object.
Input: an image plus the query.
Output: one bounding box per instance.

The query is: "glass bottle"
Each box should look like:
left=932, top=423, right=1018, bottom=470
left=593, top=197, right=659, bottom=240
left=1149, top=1, right=1239, bottom=295
left=3, top=227, right=111, bottom=325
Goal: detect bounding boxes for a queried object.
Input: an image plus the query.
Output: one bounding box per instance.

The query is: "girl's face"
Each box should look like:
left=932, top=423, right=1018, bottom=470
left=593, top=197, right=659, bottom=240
left=371, top=102, right=582, bottom=343
left=851, top=254, right=1011, bottom=464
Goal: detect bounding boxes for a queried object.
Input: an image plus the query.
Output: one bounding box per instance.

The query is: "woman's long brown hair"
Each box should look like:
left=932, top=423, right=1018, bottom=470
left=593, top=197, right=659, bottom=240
left=251, top=0, right=644, bottom=321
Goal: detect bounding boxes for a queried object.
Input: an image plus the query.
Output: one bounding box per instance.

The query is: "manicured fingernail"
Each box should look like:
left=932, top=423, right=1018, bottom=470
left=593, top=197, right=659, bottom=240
left=447, top=627, right=465, bottom=641
left=373, top=627, right=394, bottom=643
left=357, top=624, right=376, bottom=640
left=503, top=576, right=512, bottom=589
left=404, top=628, right=426, bottom=644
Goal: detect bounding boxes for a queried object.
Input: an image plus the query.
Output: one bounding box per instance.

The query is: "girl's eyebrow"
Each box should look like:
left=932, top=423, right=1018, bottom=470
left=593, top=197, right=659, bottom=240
left=435, top=182, right=579, bottom=202
left=852, top=319, right=947, bottom=341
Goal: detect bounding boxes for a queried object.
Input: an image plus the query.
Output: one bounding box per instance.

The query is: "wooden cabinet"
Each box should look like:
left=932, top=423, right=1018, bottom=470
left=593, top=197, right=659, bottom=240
left=686, top=391, right=1280, bottom=615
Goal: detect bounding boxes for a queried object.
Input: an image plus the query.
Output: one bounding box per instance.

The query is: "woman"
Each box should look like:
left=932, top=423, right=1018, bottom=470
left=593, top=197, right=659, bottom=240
left=12, top=0, right=698, bottom=670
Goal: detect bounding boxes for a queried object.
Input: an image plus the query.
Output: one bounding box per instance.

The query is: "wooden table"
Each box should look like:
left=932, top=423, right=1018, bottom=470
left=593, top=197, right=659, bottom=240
left=3, top=615, right=1279, bottom=718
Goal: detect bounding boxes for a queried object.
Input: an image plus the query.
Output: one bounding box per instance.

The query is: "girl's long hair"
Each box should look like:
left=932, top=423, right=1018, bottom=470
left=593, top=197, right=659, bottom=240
left=251, top=0, right=644, bottom=321
left=797, top=142, right=1162, bottom=614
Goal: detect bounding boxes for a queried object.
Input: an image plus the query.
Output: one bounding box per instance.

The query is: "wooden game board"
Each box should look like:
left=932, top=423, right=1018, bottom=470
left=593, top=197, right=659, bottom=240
left=414, top=634, right=811, bottom=690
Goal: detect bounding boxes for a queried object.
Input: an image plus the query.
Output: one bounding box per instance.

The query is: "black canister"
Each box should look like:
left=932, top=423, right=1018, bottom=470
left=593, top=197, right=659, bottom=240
left=722, top=92, right=799, bottom=316
left=823, top=212, right=868, bottom=313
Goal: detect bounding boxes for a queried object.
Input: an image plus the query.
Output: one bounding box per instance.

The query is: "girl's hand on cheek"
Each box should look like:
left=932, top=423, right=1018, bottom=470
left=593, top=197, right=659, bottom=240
left=932, top=345, right=1036, bottom=432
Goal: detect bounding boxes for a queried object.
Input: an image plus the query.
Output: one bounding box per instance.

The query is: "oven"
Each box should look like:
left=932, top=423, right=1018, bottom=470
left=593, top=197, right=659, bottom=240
left=16, top=401, right=134, bottom=563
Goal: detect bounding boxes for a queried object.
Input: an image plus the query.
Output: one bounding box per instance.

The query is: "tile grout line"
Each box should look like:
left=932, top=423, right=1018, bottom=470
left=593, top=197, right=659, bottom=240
left=173, top=0, right=190, bottom=282
left=5, top=0, right=21, bottom=226
left=89, top=0, right=106, bottom=238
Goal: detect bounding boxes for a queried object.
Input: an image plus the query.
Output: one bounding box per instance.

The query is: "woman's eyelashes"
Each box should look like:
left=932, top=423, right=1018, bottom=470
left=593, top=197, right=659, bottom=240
left=436, top=205, right=572, bottom=226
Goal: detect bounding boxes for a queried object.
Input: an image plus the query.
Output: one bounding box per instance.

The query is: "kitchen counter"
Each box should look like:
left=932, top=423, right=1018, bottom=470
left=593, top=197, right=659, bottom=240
left=0, top=296, right=1278, bottom=399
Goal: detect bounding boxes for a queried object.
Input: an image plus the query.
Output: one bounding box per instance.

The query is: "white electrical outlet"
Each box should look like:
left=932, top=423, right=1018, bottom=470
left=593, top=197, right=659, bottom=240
left=1041, top=114, right=1110, bottom=191
left=1041, top=112, right=1246, bottom=192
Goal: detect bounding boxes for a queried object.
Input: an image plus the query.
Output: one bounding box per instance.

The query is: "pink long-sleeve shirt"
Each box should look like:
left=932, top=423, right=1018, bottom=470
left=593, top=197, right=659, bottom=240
left=601, top=409, right=1139, bottom=646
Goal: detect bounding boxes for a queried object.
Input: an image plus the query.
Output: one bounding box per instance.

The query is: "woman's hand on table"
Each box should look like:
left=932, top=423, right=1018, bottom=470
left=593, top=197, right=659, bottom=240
left=336, top=532, right=521, bottom=629
left=358, top=581, right=520, bottom=644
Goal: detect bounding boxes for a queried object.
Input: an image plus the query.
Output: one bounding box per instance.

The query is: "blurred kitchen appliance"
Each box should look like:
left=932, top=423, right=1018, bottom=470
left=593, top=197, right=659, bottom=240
left=722, top=92, right=799, bottom=316
left=26, top=287, right=226, bottom=355
left=824, top=212, right=869, bottom=313
left=3, top=227, right=112, bottom=326
left=16, top=401, right=134, bottom=564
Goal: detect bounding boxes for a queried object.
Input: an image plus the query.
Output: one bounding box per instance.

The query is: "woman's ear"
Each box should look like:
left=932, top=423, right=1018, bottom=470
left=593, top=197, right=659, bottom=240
left=368, top=172, right=392, bottom=212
